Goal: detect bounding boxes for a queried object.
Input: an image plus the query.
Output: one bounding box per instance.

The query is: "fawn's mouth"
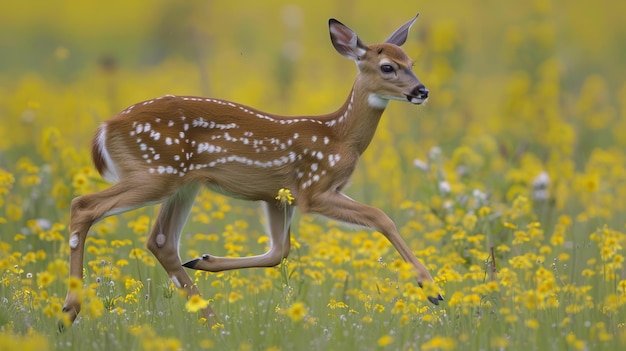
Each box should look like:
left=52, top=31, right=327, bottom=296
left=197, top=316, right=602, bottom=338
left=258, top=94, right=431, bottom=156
left=406, top=94, right=427, bottom=105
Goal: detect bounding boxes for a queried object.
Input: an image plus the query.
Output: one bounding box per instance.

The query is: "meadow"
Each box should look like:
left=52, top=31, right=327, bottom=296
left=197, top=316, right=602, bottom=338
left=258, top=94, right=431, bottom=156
left=1, top=0, right=626, bottom=350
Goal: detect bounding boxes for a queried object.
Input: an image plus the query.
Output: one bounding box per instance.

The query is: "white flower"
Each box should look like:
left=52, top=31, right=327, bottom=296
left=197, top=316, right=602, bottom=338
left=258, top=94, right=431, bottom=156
left=439, top=180, right=451, bottom=194
left=532, top=171, right=550, bottom=200
left=472, top=189, right=488, bottom=206
left=413, top=158, right=429, bottom=171
left=428, top=146, right=442, bottom=161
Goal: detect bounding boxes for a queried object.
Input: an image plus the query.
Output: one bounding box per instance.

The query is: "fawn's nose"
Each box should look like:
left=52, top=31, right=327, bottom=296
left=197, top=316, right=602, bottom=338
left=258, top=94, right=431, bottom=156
left=414, top=85, right=429, bottom=99
left=407, top=85, right=429, bottom=104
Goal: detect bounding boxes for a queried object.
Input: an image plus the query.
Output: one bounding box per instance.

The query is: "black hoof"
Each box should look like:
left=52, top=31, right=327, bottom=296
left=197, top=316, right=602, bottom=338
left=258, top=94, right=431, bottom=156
left=417, top=282, right=444, bottom=305
left=427, top=296, right=440, bottom=305
left=57, top=321, right=66, bottom=333
left=58, top=306, right=72, bottom=333
left=182, top=258, right=200, bottom=268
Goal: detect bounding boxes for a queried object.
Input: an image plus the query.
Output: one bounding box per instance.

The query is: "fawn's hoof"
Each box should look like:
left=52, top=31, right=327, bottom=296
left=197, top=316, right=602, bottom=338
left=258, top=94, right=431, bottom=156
left=427, top=294, right=444, bottom=305
left=57, top=306, right=74, bottom=333
left=57, top=321, right=66, bottom=333
left=183, top=254, right=211, bottom=269
left=418, top=281, right=444, bottom=305
left=182, top=258, right=200, bottom=268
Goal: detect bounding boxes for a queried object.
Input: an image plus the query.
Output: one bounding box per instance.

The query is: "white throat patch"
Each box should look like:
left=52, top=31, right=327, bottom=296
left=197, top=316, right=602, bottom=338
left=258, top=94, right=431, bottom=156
left=368, top=94, right=390, bottom=109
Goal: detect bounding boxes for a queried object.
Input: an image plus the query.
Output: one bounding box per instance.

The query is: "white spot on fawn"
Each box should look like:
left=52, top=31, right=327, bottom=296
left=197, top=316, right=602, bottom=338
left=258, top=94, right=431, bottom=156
left=155, top=233, right=166, bottom=248
left=150, top=130, right=161, bottom=141
left=328, top=154, right=341, bottom=167
left=170, top=276, right=182, bottom=289
left=69, top=234, right=79, bottom=249
left=197, top=142, right=223, bottom=154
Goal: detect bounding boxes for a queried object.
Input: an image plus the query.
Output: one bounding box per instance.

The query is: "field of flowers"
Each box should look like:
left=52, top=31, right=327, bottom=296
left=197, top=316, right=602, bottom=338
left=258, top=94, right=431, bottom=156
left=1, top=0, right=626, bottom=350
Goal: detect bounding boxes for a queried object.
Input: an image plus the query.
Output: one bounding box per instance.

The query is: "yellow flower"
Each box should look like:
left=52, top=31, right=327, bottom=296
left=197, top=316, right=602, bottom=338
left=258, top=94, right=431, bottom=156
left=116, top=259, right=129, bottom=267
left=111, top=239, right=132, bottom=248
left=566, top=332, right=585, bottom=350
left=579, top=173, right=600, bottom=193
left=87, top=296, right=105, bottom=318
left=504, top=222, right=517, bottom=229
left=490, top=336, right=509, bottom=349
left=228, top=291, right=243, bottom=303
left=40, top=127, right=62, bottom=160
left=162, top=338, right=182, bottom=351
left=377, top=334, right=394, bottom=347
left=200, top=339, right=215, bottom=349
left=525, top=318, right=540, bottom=329
left=129, top=248, right=147, bottom=259
left=185, top=294, right=210, bottom=313
left=618, top=279, right=626, bottom=293
left=285, top=301, right=308, bottom=322
left=37, top=271, right=55, bottom=288
left=6, top=203, right=22, bottom=221
left=496, top=244, right=511, bottom=253
left=422, top=336, right=456, bottom=351
left=462, top=213, right=477, bottom=230
left=68, top=276, right=83, bottom=292
left=141, top=256, right=155, bottom=267
left=275, top=188, right=295, bottom=205
left=128, top=215, right=150, bottom=235
left=43, top=302, right=63, bottom=319
left=52, top=181, right=70, bottom=208
left=505, top=314, right=518, bottom=323
left=0, top=169, right=15, bottom=192
left=71, top=172, right=90, bottom=194
left=391, top=299, right=407, bottom=314
left=124, top=277, right=142, bottom=291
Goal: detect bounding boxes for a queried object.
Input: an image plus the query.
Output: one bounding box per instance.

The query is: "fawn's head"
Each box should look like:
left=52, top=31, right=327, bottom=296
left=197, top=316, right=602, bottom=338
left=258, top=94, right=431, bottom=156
left=329, top=14, right=427, bottom=108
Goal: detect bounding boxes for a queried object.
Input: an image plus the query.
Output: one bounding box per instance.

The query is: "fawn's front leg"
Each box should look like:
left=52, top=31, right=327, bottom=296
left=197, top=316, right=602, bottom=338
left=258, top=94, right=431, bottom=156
left=308, top=190, right=443, bottom=304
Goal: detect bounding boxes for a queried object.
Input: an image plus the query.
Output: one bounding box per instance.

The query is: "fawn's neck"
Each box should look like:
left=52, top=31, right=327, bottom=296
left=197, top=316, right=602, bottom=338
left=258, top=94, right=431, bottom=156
left=328, top=77, right=387, bottom=155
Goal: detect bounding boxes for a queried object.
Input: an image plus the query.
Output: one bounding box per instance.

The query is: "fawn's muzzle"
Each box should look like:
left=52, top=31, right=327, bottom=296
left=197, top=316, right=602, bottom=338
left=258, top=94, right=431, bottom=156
left=406, top=85, right=429, bottom=104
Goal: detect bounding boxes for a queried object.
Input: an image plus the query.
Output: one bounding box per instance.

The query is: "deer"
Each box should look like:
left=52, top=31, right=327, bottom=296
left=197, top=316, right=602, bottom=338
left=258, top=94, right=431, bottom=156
left=61, top=13, right=443, bottom=327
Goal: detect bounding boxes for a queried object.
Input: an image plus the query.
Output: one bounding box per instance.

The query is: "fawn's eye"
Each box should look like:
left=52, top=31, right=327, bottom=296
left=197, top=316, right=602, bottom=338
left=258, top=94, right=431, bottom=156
left=380, top=64, right=394, bottom=73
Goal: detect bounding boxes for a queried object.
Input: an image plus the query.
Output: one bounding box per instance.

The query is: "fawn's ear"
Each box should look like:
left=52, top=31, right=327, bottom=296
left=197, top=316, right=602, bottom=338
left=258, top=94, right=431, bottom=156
left=329, top=18, right=368, bottom=60
left=384, top=13, right=419, bottom=46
